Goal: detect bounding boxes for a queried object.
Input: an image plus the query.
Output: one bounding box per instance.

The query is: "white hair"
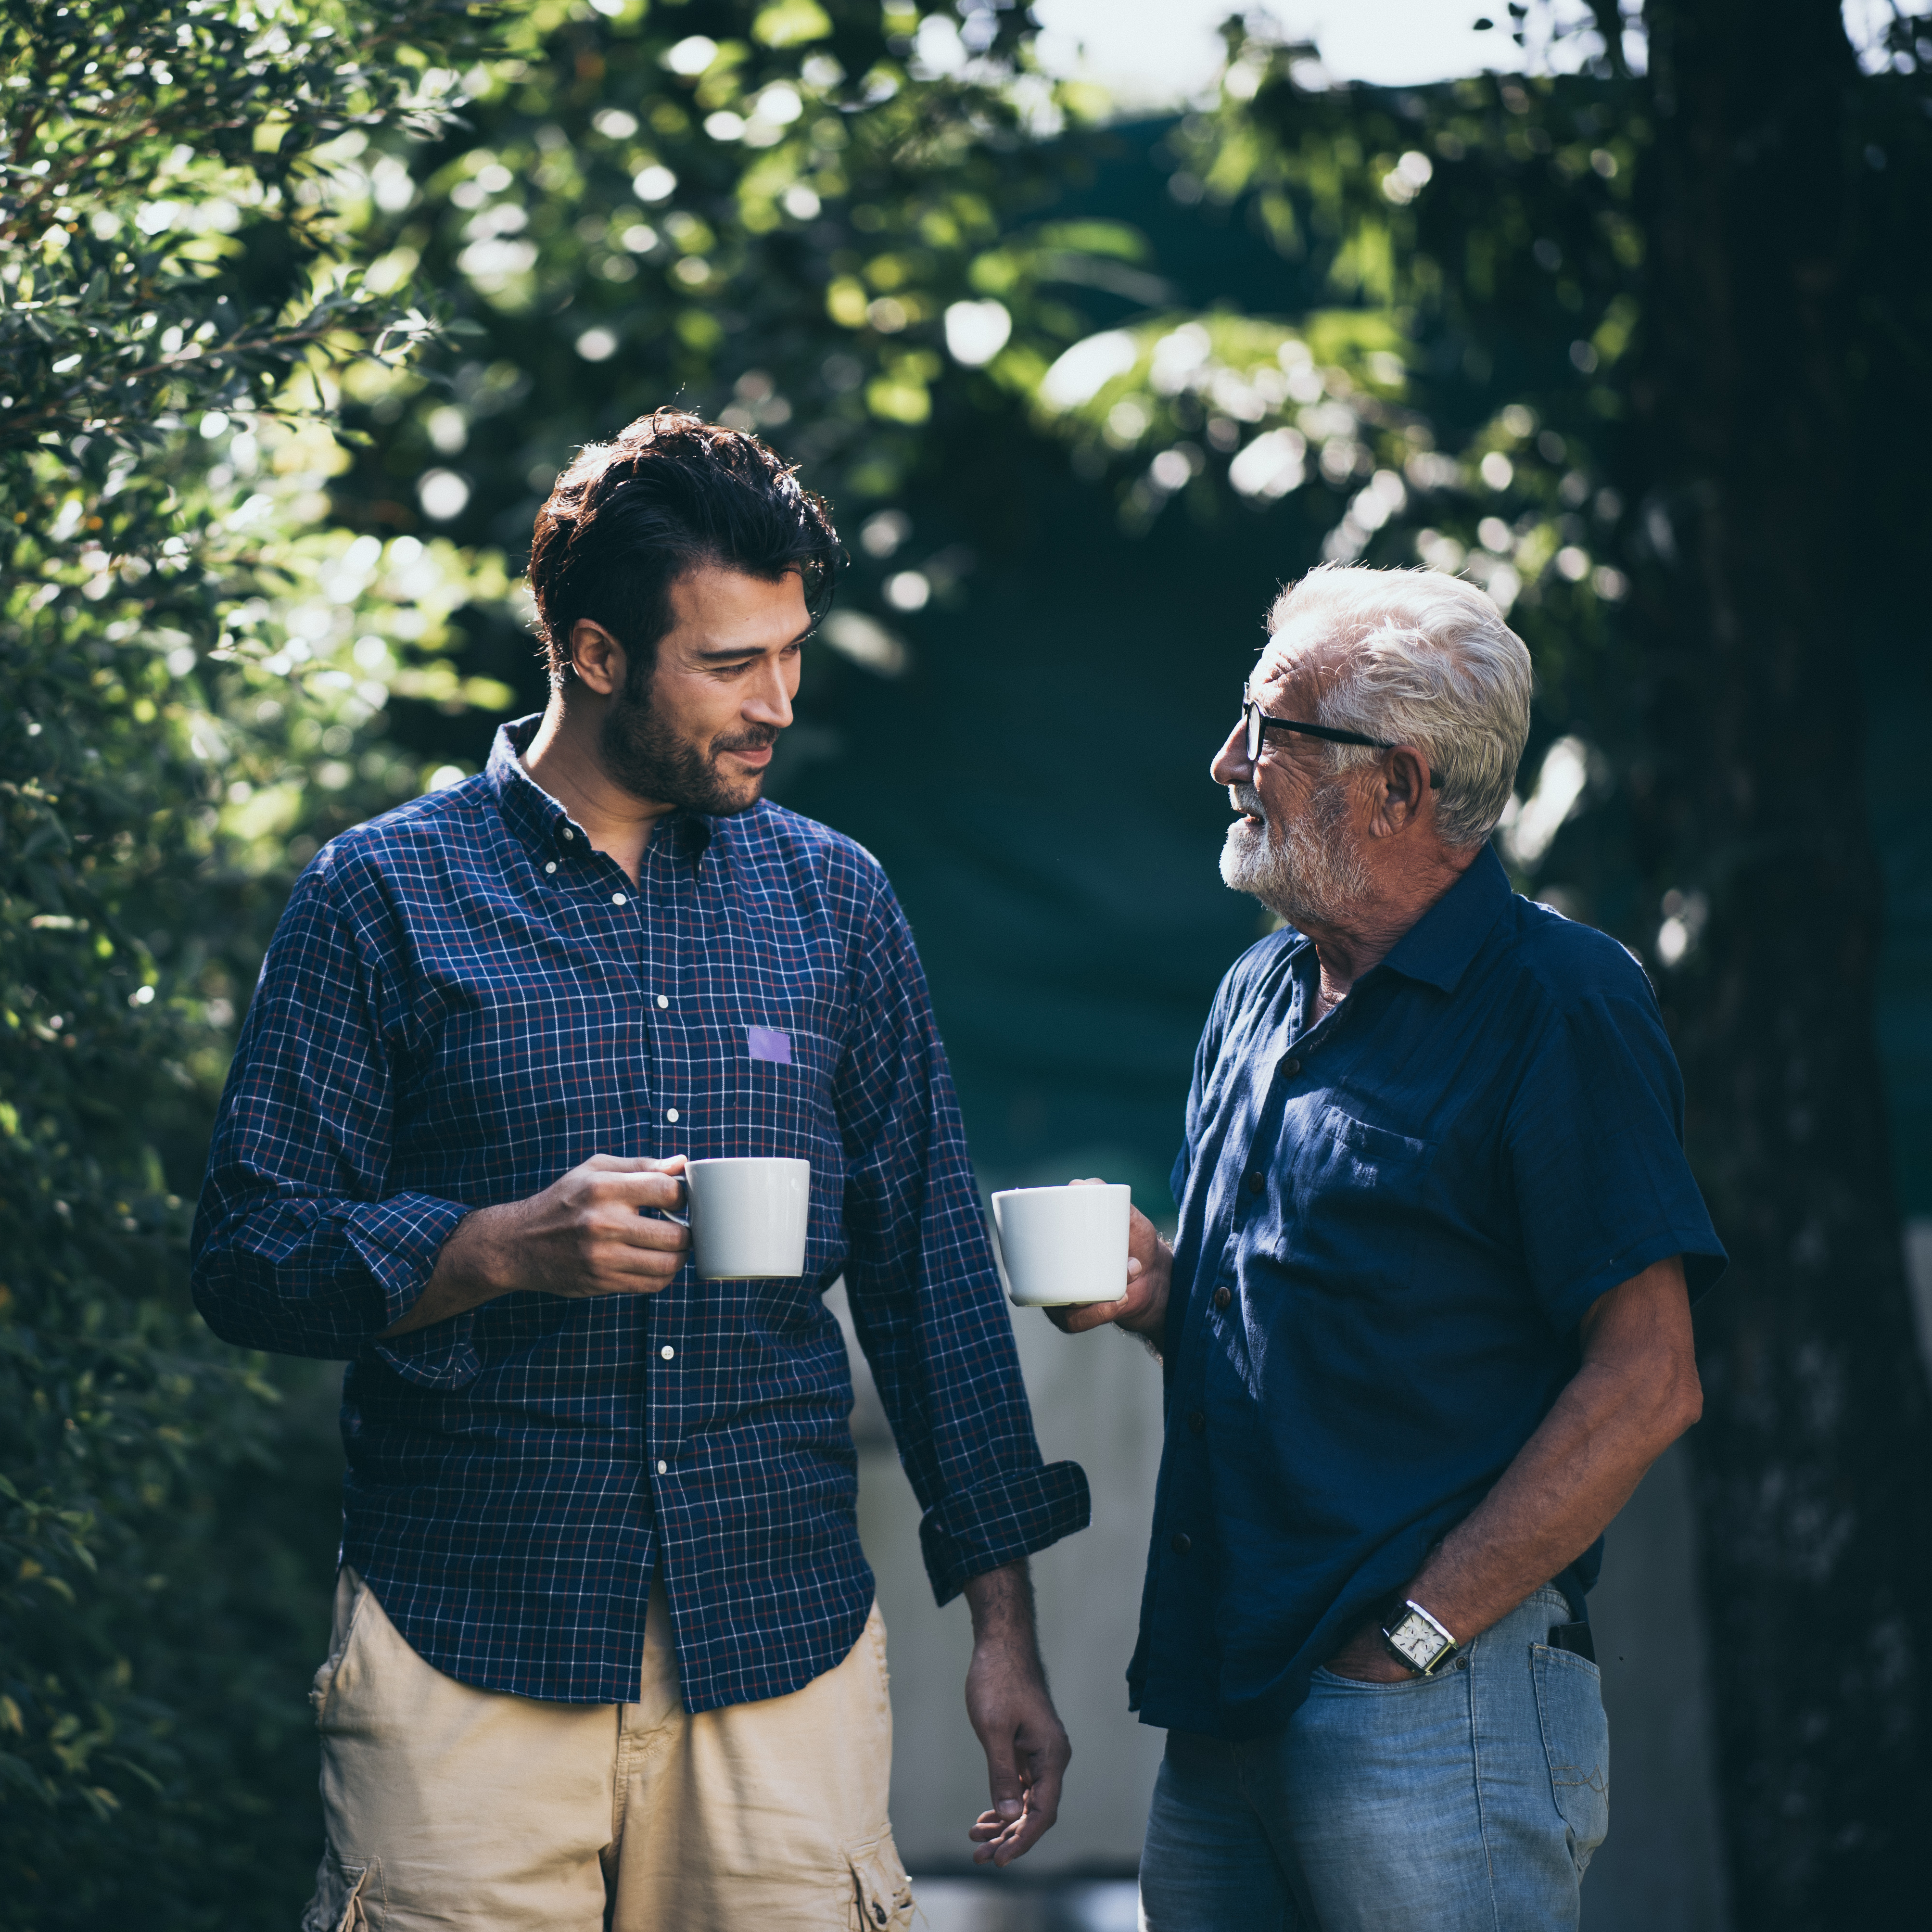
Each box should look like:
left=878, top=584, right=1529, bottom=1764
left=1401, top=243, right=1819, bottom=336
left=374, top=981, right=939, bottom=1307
left=1266, top=564, right=1533, bottom=849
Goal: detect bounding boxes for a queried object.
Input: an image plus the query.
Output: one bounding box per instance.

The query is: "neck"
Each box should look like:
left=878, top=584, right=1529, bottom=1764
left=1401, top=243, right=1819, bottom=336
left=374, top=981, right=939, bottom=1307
left=1293, top=843, right=1478, bottom=1006
left=521, top=690, right=672, bottom=885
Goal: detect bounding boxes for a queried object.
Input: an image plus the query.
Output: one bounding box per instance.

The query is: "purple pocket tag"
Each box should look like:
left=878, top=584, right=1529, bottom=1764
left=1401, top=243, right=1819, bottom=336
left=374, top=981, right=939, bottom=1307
left=747, top=1025, right=792, bottom=1066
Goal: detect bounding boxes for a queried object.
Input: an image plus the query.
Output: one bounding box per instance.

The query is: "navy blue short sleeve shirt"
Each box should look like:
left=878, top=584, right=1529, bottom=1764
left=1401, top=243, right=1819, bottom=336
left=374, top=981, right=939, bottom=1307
left=1129, top=843, right=1725, bottom=1738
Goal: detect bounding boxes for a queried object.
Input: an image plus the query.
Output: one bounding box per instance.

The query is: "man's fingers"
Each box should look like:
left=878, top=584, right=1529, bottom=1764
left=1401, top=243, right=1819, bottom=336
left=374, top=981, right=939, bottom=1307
left=1018, top=1739, right=1066, bottom=1836
left=1054, top=1298, right=1127, bottom=1333
left=980, top=1730, right=1027, bottom=1825
left=593, top=1170, right=691, bottom=1208
left=601, top=1211, right=690, bottom=1250
left=968, top=1716, right=1067, bottom=1866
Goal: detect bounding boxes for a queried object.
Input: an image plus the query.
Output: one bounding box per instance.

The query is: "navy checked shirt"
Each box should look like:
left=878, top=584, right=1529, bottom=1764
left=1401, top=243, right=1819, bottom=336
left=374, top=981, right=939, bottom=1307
left=192, top=716, right=1088, bottom=1710
left=1129, top=845, right=1725, bottom=1738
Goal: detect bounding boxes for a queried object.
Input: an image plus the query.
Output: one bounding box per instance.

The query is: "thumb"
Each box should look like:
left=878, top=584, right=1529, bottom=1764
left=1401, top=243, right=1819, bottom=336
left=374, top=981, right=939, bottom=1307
left=982, top=1726, right=1026, bottom=1821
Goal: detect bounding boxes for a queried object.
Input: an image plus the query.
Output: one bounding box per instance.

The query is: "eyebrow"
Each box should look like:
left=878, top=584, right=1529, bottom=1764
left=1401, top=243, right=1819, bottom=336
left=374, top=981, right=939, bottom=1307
left=692, top=624, right=815, bottom=664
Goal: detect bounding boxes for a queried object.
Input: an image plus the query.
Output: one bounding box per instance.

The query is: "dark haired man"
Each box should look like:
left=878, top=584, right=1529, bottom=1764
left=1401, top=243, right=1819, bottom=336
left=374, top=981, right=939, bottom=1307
left=193, top=411, right=1088, bottom=1932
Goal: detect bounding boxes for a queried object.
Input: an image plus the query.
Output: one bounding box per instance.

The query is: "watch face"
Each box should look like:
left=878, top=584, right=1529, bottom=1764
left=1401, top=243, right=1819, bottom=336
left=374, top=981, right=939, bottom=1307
left=1388, top=1611, right=1449, bottom=1670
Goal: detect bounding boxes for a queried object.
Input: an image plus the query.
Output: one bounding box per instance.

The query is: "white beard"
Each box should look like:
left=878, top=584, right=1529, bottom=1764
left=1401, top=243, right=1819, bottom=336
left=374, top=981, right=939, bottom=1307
left=1220, top=779, right=1368, bottom=929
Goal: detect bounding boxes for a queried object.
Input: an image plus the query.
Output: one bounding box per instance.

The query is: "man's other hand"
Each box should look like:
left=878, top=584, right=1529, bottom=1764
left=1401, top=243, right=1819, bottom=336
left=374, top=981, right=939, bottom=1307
left=383, top=1154, right=690, bottom=1337
left=1044, top=1182, right=1172, bottom=1344
left=1322, top=1617, right=1419, bottom=1683
left=961, top=1562, right=1069, bottom=1868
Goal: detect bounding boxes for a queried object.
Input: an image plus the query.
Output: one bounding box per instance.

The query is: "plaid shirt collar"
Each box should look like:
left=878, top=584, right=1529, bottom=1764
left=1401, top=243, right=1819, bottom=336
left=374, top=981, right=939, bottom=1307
left=485, top=712, right=715, bottom=878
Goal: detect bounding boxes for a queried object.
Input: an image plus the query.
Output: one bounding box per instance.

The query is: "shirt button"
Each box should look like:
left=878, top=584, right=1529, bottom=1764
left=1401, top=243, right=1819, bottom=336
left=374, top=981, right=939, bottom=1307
left=562, top=829, right=573, bottom=840
left=1246, top=1171, right=1264, bottom=1195
left=660, top=1345, right=675, bottom=1361
left=612, top=892, right=627, bottom=906
left=656, top=1459, right=668, bottom=1475
left=1280, top=1056, right=1301, bottom=1077
left=665, top=1107, right=679, bottom=1123
left=656, top=994, right=670, bottom=1009
left=1213, top=1286, right=1233, bottom=1311
left=544, top=861, right=557, bottom=875
left=1170, top=1532, right=1192, bottom=1555
left=1188, top=1410, right=1206, bottom=1435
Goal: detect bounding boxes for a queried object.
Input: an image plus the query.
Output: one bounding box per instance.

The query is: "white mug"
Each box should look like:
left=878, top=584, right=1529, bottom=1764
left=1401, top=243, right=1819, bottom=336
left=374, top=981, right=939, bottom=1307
left=665, top=1157, right=811, bottom=1280
left=991, top=1182, right=1131, bottom=1306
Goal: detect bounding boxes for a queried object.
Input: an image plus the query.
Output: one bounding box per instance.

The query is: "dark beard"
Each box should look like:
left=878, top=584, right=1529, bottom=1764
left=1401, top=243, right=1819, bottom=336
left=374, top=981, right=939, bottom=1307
left=597, top=683, right=779, bottom=817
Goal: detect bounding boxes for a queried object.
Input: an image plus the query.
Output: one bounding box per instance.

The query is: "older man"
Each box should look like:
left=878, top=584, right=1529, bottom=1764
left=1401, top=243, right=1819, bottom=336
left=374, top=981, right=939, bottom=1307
left=1046, top=565, right=1725, bottom=1930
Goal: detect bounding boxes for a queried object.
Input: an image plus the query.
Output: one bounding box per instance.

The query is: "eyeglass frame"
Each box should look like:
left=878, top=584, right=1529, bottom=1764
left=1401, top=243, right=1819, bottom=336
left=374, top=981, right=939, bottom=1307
left=1239, top=688, right=1443, bottom=789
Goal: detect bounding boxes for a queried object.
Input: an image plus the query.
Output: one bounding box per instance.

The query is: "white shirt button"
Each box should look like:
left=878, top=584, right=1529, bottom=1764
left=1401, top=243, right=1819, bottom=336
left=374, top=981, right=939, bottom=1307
left=562, top=829, right=573, bottom=840
left=665, top=1107, right=680, bottom=1123
left=660, top=1345, right=675, bottom=1361
left=611, top=892, right=627, bottom=906
left=656, top=1460, right=668, bottom=1475
left=656, top=994, right=669, bottom=1009
left=544, top=861, right=557, bottom=874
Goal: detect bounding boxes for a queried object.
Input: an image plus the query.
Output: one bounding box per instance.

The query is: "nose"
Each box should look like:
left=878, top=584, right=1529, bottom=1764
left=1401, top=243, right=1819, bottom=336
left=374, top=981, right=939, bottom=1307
left=747, top=655, right=795, bottom=731
left=1210, top=717, right=1251, bottom=789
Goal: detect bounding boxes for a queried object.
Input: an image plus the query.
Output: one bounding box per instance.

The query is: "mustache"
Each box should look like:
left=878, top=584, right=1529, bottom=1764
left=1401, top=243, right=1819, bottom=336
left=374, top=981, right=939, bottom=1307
left=1229, top=783, right=1266, bottom=816
left=713, top=722, right=782, bottom=757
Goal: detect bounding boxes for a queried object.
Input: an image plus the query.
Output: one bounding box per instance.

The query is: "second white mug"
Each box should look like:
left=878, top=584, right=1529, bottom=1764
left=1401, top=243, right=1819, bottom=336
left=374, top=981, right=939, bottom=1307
left=992, top=1182, right=1131, bottom=1306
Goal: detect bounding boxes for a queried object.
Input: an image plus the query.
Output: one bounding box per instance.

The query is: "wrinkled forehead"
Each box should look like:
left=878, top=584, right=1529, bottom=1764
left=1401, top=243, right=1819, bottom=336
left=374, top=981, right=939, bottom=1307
left=1252, top=608, right=1346, bottom=702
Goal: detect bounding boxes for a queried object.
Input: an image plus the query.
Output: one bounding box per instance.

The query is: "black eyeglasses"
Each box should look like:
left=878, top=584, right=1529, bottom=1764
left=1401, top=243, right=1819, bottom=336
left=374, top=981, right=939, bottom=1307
left=1239, top=688, right=1442, bottom=788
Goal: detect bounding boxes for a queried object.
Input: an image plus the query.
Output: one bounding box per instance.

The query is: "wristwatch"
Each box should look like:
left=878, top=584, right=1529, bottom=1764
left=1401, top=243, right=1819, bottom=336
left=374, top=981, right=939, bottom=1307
left=1380, top=1599, right=1461, bottom=1676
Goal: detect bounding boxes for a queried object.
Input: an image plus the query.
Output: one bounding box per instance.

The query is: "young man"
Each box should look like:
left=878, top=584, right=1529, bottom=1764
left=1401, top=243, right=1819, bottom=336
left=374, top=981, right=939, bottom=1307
left=1054, top=565, right=1725, bottom=1931
left=192, top=410, right=1088, bottom=1931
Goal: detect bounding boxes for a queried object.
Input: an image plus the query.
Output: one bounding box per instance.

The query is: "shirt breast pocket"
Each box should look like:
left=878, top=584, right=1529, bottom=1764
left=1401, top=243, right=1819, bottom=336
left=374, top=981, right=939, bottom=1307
left=1281, top=1106, right=1436, bottom=1291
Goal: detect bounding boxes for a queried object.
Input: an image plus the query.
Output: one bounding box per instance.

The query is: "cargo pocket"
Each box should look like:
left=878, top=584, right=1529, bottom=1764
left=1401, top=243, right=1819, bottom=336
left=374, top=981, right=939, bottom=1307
left=1531, top=1644, right=1610, bottom=1874
left=847, top=1834, right=915, bottom=1932
left=299, top=1851, right=379, bottom=1932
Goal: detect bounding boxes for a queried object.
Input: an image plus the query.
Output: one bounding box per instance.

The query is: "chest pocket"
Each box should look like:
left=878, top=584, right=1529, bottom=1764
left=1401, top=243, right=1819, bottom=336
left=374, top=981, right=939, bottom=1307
left=1279, top=1106, right=1436, bottom=1289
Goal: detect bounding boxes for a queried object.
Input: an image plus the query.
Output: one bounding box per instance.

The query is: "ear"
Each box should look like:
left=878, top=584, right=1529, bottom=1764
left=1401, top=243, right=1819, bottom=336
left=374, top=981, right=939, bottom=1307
left=567, top=618, right=629, bottom=699
left=1367, top=745, right=1435, bottom=838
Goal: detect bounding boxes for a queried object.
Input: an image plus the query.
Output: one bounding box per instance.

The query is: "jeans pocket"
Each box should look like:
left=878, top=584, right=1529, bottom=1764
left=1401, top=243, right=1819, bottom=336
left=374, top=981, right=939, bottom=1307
left=847, top=1834, right=915, bottom=1932
left=1531, top=1645, right=1609, bottom=1874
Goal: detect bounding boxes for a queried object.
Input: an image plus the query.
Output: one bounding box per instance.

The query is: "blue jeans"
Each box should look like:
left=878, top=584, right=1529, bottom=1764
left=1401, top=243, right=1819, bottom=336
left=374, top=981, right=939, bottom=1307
left=1138, top=1588, right=1608, bottom=1932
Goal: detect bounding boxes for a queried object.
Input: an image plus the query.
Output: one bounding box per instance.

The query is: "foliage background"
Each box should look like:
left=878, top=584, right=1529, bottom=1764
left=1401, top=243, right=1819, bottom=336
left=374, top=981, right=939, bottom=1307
left=2, top=0, right=1927, bottom=1926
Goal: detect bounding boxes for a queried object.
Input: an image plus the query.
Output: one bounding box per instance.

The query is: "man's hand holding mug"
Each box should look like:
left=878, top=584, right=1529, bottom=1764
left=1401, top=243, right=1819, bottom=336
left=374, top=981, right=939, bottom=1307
left=1038, top=1177, right=1172, bottom=1347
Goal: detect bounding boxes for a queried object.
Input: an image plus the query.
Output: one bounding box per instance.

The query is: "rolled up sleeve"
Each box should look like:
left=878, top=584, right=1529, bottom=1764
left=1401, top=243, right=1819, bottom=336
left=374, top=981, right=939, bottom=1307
left=835, top=877, right=1090, bottom=1602
left=190, top=862, right=477, bottom=1384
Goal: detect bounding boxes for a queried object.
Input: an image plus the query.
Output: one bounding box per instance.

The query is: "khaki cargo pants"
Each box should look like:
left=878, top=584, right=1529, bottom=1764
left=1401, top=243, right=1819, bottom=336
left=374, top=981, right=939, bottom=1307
left=301, top=1569, right=915, bottom=1932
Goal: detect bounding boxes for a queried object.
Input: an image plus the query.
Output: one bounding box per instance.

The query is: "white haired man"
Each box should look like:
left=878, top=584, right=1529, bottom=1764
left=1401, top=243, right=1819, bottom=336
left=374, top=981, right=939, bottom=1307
left=1043, top=566, right=1726, bottom=1930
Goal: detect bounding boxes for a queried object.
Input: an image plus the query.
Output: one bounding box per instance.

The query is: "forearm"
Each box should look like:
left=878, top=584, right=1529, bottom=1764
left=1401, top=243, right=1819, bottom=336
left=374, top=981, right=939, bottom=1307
left=964, top=1559, right=1041, bottom=1654
left=1408, top=1352, right=1697, bottom=1641
left=379, top=1201, right=523, bottom=1337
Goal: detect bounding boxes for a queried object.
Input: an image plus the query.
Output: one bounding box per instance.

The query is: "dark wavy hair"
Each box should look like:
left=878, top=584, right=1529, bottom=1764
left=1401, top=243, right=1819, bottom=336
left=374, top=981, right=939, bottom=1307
left=526, top=407, right=842, bottom=692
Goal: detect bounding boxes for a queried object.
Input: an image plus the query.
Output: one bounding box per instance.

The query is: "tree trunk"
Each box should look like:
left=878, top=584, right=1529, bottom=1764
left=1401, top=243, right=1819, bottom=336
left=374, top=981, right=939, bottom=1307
left=1635, top=1, right=1932, bottom=1920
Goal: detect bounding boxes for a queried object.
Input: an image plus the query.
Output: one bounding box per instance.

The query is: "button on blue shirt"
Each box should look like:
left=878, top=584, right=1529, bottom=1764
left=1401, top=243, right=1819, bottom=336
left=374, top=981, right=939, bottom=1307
left=192, top=717, right=1088, bottom=1711
left=1129, top=844, right=1725, bottom=1738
